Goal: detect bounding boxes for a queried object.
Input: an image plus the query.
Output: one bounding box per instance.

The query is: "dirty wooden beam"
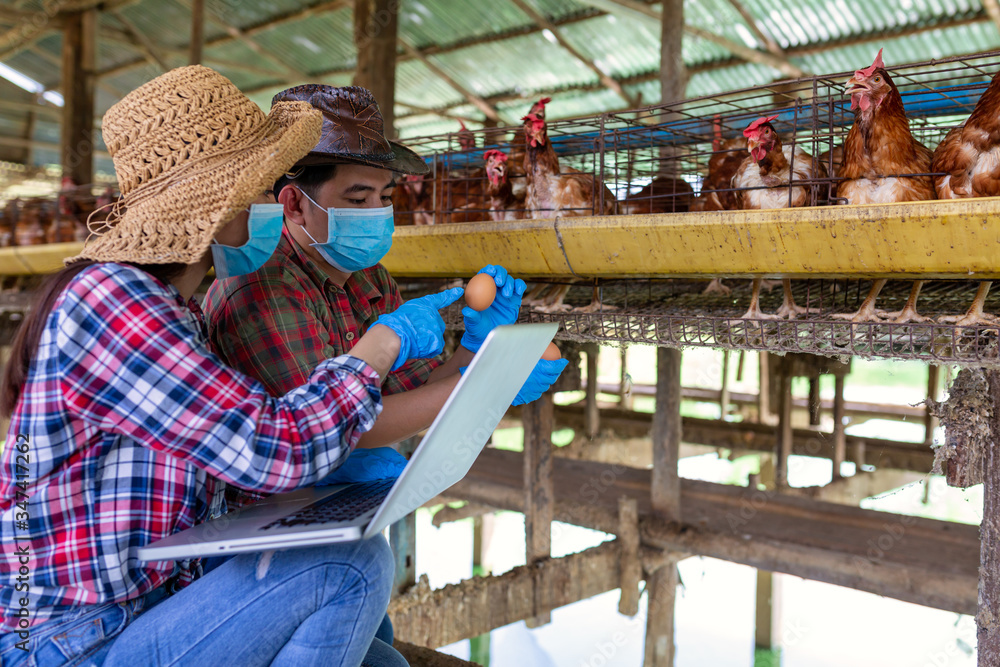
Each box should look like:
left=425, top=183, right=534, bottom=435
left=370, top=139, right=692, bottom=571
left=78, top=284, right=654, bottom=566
left=775, top=363, right=793, bottom=489
left=652, top=347, right=681, bottom=519
left=61, top=8, right=96, bottom=186
left=508, top=0, right=637, bottom=107
left=390, top=540, right=625, bottom=648
left=832, top=374, right=847, bottom=479
left=618, top=497, right=641, bottom=616
left=399, top=38, right=504, bottom=123
left=447, top=448, right=979, bottom=615
left=585, top=344, right=600, bottom=438
left=979, top=370, right=1000, bottom=665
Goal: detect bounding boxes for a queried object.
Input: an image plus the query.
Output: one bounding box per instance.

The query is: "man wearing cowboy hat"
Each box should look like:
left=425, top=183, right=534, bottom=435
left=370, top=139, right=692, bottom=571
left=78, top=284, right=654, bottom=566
left=205, top=84, right=566, bottom=467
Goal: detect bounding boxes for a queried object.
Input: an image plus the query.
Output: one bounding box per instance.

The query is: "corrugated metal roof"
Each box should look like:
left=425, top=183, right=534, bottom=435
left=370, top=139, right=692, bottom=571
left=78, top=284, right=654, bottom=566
left=0, top=0, right=998, bottom=171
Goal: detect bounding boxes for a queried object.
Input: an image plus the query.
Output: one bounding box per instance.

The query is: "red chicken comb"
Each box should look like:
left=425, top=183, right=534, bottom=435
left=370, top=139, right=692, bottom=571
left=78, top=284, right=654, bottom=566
left=532, top=97, right=552, bottom=111
left=483, top=149, right=508, bottom=162
left=522, top=112, right=541, bottom=123
left=458, top=120, right=468, bottom=130
left=856, top=48, right=885, bottom=79
left=743, top=115, right=778, bottom=137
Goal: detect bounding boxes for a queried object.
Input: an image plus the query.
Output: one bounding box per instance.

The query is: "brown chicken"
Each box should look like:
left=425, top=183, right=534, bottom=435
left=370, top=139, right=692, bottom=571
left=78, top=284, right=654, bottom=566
left=690, top=136, right=749, bottom=294
left=835, top=49, right=936, bottom=323
left=483, top=149, right=524, bottom=221
left=732, top=116, right=827, bottom=320
left=930, top=68, right=1000, bottom=326
left=691, top=136, right=748, bottom=213
left=620, top=176, right=694, bottom=214
left=393, top=164, right=489, bottom=225
left=522, top=98, right=616, bottom=312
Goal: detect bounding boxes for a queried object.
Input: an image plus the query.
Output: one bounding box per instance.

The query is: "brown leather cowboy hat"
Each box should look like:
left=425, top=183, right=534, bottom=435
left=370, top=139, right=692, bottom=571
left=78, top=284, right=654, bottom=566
left=273, top=84, right=429, bottom=175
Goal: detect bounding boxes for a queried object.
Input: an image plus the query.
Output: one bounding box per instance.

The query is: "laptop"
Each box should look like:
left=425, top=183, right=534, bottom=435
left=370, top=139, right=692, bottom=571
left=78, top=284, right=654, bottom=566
left=137, top=322, right=558, bottom=561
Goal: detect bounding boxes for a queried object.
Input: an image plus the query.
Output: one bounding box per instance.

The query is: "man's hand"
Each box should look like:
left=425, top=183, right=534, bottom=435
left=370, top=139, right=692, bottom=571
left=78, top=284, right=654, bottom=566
left=512, top=357, right=568, bottom=406
left=461, top=265, right=527, bottom=353
left=375, top=287, right=464, bottom=370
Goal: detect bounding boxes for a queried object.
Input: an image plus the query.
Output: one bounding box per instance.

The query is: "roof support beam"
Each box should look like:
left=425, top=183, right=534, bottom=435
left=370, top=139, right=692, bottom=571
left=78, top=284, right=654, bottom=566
left=189, top=0, right=205, bottom=65
left=725, top=0, right=785, bottom=57
left=395, top=102, right=481, bottom=125
left=175, top=0, right=312, bottom=81
left=353, top=0, right=399, bottom=134
left=575, top=0, right=807, bottom=79
left=399, top=38, right=505, bottom=123
left=508, top=0, right=638, bottom=107
left=109, top=10, right=169, bottom=71
left=99, top=0, right=350, bottom=81
left=981, top=0, right=1000, bottom=34
left=60, top=8, right=97, bottom=185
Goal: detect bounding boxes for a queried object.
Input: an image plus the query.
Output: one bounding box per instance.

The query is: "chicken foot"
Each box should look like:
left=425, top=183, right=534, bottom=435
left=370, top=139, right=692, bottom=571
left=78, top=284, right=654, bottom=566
left=938, top=281, right=998, bottom=327
left=880, top=281, right=930, bottom=323
left=831, top=279, right=889, bottom=323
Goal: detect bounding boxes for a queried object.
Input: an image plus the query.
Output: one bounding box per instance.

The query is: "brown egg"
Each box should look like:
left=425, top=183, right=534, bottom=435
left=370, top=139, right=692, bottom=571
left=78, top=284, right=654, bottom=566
left=465, top=273, right=497, bottom=311
left=542, top=342, right=561, bottom=360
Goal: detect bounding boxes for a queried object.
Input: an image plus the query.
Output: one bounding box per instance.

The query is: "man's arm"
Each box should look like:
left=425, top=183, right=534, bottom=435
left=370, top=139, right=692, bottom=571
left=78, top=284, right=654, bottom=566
left=356, top=374, right=461, bottom=448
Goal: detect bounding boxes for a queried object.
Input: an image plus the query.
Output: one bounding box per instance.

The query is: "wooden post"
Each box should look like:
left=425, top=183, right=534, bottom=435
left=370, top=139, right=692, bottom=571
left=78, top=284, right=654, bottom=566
left=620, top=346, right=634, bottom=410
left=61, top=9, right=96, bottom=187
left=775, top=362, right=793, bottom=489
left=189, top=0, right=205, bottom=65
left=979, top=371, right=1000, bottom=665
left=352, top=0, right=398, bottom=136
left=659, top=0, right=688, bottom=104
left=758, top=351, right=775, bottom=425
left=585, top=344, right=600, bottom=439
left=646, top=346, right=682, bottom=666
left=469, top=513, right=494, bottom=664
left=754, top=455, right=783, bottom=660
left=652, top=347, right=682, bottom=519
left=808, top=373, right=821, bottom=426
left=925, top=364, right=940, bottom=446
left=719, top=350, right=731, bottom=419
left=832, top=374, right=847, bottom=480
left=390, top=436, right=420, bottom=597
left=523, top=392, right=554, bottom=627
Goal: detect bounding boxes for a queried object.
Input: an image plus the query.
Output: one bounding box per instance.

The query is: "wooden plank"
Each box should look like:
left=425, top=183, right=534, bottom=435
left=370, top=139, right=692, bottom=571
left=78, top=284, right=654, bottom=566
left=979, top=370, right=1000, bottom=665
left=447, top=448, right=980, bottom=615
left=644, top=556, right=680, bottom=666
left=390, top=541, right=624, bottom=648
left=651, top=347, right=681, bottom=519
left=61, top=9, right=96, bottom=187
left=522, top=392, right=554, bottom=626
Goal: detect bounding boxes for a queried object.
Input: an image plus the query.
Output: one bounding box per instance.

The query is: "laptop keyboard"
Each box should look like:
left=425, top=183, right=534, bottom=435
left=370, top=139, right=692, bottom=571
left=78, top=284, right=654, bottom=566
left=259, top=478, right=396, bottom=531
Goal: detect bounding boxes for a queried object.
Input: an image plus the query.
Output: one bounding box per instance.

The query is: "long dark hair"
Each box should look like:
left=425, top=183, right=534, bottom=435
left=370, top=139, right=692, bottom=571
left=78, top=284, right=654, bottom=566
left=1, top=261, right=185, bottom=419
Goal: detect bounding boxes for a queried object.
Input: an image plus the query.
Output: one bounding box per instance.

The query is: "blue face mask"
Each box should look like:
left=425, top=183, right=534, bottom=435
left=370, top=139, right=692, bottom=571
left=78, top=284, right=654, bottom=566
left=211, top=203, right=284, bottom=280
left=296, top=188, right=394, bottom=273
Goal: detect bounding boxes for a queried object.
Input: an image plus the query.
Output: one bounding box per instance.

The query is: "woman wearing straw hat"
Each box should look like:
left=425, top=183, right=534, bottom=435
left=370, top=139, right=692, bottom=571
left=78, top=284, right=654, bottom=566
left=0, top=66, right=461, bottom=666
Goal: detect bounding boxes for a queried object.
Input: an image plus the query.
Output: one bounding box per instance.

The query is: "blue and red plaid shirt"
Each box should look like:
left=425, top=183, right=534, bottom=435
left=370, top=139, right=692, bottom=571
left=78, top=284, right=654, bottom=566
left=0, top=263, right=382, bottom=631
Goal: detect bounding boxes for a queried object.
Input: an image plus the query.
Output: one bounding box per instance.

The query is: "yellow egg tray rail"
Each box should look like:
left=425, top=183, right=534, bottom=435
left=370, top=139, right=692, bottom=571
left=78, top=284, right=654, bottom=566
left=1, top=198, right=999, bottom=278
left=383, top=199, right=1000, bottom=280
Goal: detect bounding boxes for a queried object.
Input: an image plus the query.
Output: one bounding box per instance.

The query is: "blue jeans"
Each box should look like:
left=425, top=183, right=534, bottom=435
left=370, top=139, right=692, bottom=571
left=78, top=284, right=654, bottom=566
left=1, top=536, right=402, bottom=667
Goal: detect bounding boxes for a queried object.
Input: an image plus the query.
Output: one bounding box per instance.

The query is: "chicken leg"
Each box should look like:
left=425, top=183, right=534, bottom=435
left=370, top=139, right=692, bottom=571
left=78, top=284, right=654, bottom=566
left=938, top=281, right=998, bottom=327
left=736, top=278, right=780, bottom=320
left=703, top=278, right=731, bottom=295
left=832, top=279, right=888, bottom=323
left=880, top=281, right=930, bottom=323
left=773, top=279, right=818, bottom=319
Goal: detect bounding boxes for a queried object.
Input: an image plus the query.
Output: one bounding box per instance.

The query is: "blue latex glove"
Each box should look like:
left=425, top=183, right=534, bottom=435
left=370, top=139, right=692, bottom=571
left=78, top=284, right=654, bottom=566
left=317, top=447, right=408, bottom=486
left=461, top=265, right=527, bottom=353
left=375, top=287, right=464, bottom=370
left=459, top=356, right=569, bottom=407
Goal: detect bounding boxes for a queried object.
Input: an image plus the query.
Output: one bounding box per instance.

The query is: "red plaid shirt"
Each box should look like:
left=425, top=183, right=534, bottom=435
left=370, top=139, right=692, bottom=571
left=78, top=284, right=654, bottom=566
left=205, top=227, right=441, bottom=506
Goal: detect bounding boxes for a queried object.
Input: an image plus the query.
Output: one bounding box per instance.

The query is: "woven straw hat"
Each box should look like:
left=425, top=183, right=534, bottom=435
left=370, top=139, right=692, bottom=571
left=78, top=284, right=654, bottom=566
left=70, top=65, right=322, bottom=265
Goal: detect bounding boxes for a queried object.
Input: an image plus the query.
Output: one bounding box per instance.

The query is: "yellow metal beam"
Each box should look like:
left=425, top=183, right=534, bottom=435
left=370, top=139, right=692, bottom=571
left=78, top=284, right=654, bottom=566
left=3, top=198, right=1000, bottom=279
left=383, top=198, right=1000, bottom=279
left=0, top=243, right=82, bottom=276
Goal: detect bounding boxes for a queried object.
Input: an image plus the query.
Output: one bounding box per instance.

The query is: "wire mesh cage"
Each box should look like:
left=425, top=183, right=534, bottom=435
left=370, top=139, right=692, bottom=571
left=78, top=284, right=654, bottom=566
left=392, top=50, right=1000, bottom=365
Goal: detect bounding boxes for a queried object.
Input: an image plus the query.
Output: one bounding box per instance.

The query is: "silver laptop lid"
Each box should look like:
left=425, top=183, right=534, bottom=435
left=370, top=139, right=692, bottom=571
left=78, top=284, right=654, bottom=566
left=363, top=322, right=558, bottom=538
